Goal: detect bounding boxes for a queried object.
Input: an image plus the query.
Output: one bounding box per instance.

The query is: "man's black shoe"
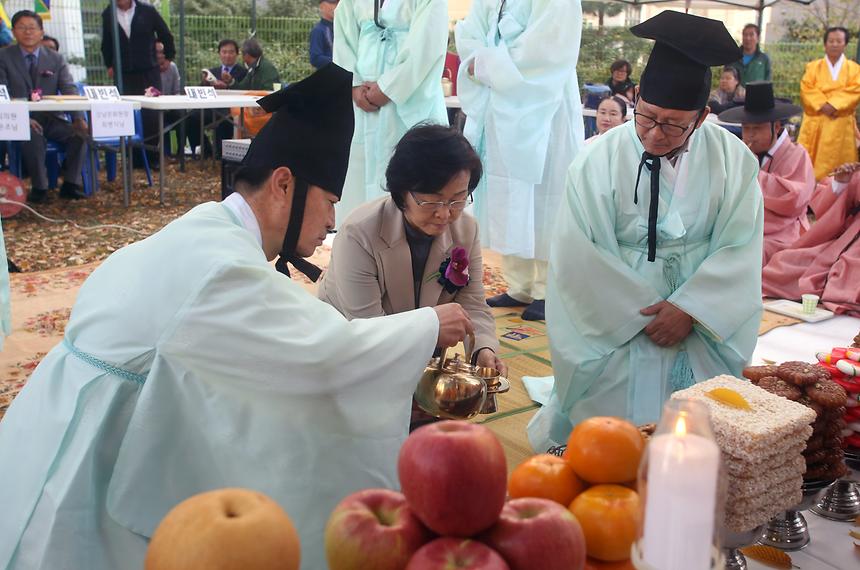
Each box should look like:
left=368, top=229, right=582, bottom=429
left=28, top=188, right=48, bottom=203
left=59, top=182, right=86, bottom=200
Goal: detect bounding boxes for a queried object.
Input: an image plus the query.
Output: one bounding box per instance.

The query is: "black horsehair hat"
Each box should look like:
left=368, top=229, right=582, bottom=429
left=243, top=63, right=354, bottom=198
left=242, top=63, right=354, bottom=281
left=718, top=81, right=802, bottom=124
left=631, top=11, right=741, bottom=111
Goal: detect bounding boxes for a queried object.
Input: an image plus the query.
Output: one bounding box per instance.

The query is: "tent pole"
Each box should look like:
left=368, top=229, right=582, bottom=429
left=756, top=0, right=763, bottom=32
left=178, top=0, right=186, bottom=90
left=110, top=0, right=123, bottom=93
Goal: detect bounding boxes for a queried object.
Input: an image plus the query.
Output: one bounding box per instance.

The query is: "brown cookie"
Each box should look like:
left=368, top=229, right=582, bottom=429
left=853, top=332, right=859, bottom=348
left=806, top=379, right=849, bottom=410
left=821, top=406, right=847, bottom=421
left=812, top=418, right=846, bottom=438
left=797, top=396, right=824, bottom=418
left=758, top=376, right=803, bottom=400
left=805, top=460, right=848, bottom=481
left=743, top=365, right=780, bottom=384
left=803, top=448, right=831, bottom=465
left=778, top=361, right=830, bottom=387
left=805, top=434, right=825, bottom=453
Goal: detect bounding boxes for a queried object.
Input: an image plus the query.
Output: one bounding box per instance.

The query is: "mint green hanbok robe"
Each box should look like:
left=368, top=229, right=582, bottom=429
left=455, top=0, right=584, bottom=260
left=333, top=0, right=449, bottom=225
left=0, top=217, right=9, bottom=351
left=0, top=202, right=439, bottom=570
left=527, top=121, right=764, bottom=451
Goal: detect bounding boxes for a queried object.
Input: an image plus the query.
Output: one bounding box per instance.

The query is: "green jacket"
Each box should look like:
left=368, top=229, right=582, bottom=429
left=231, top=55, right=281, bottom=91
left=731, top=49, right=771, bottom=85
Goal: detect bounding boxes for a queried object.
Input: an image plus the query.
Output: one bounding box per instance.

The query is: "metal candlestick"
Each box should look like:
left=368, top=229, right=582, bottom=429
left=811, top=478, right=860, bottom=521
left=720, top=525, right=763, bottom=570
left=758, top=479, right=832, bottom=551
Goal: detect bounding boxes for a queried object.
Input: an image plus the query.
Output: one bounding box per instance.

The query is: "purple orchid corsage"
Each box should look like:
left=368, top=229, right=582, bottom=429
left=30, top=88, right=43, bottom=102
left=427, top=246, right=470, bottom=293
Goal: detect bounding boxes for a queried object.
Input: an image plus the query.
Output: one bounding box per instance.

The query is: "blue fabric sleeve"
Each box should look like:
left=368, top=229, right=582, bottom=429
left=309, top=26, right=333, bottom=69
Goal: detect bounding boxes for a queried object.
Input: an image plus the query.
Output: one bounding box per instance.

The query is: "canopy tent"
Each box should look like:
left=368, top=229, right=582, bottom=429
left=596, top=0, right=815, bottom=29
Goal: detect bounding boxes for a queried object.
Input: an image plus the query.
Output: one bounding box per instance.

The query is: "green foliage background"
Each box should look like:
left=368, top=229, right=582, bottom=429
left=78, top=3, right=857, bottom=104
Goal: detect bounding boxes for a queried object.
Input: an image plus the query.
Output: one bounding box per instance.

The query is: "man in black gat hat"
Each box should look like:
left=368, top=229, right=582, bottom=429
left=528, top=11, right=766, bottom=449
left=0, top=64, right=473, bottom=570
left=719, top=81, right=814, bottom=265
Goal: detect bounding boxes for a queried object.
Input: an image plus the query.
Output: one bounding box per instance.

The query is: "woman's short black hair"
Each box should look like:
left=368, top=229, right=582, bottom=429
left=599, top=95, right=627, bottom=117
left=824, top=26, right=850, bottom=45
left=610, top=59, right=632, bottom=76
left=385, top=124, right=483, bottom=210
left=721, top=65, right=740, bottom=81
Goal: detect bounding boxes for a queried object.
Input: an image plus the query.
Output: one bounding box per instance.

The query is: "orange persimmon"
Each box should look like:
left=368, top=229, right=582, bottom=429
left=570, top=484, right=641, bottom=562
left=565, top=417, right=644, bottom=484
left=508, top=454, right=585, bottom=506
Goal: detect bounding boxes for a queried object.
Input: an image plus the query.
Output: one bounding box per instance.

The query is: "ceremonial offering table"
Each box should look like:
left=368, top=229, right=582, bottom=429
left=745, top=314, right=860, bottom=568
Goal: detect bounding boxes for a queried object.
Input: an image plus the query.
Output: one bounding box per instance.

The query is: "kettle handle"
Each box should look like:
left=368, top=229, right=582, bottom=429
left=464, top=332, right=475, bottom=364
left=436, top=332, right=475, bottom=370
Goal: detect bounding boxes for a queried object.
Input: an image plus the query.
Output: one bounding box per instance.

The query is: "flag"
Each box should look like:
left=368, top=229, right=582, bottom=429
left=35, top=0, right=50, bottom=21
left=0, top=3, right=10, bottom=28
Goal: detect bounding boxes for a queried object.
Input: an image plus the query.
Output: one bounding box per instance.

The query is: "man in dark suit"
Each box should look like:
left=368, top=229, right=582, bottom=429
left=101, top=0, right=174, bottom=164
left=186, top=39, right=248, bottom=158
left=100, top=0, right=174, bottom=96
left=0, top=10, right=88, bottom=203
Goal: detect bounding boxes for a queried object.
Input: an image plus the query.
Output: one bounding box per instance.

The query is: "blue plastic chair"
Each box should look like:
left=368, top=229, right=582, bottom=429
left=98, top=109, right=153, bottom=187
left=7, top=139, right=95, bottom=196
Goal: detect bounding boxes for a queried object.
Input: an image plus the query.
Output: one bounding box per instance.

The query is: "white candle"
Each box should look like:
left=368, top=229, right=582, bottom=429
left=642, top=416, right=720, bottom=570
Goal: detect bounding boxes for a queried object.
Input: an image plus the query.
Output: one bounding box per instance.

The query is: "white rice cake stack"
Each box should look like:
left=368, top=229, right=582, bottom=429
left=672, top=375, right=816, bottom=531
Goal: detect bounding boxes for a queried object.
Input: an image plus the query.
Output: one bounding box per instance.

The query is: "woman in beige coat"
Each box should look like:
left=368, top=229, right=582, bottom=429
left=319, top=125, right=504, bottom=395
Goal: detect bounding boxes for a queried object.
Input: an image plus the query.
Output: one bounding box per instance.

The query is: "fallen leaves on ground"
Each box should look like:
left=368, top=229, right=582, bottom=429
left=4, top=159, right=221, bottom=272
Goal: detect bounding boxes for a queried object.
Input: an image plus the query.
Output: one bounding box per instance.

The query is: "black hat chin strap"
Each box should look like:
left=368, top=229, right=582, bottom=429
left=634, top=152, right=662, bottom=263
left=275, top=178, right=324, bottom=282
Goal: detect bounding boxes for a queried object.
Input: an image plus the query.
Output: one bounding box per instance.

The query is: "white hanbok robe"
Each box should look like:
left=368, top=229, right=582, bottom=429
left=334, top=0, right=450, bottom=225
left=0, top=202, right=439, bottom=570
left=528, top=121, right=764, bottom=451
left=455, top=0, right=584, bottom=260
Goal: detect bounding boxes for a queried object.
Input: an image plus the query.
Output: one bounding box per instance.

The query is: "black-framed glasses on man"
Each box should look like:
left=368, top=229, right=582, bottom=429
left=410, top=192, right=474, bottom=211
left=633, top=111, right=697, bottom=137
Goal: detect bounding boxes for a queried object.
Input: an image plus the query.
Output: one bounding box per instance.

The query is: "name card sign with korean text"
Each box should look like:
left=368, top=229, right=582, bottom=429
left=84, top=86, right=122, bottom=101
left=184, top=86, right=218, bottom=100
left=0, top=86, right=31, bottom=140
left=91, top=103, right=135, bottom=137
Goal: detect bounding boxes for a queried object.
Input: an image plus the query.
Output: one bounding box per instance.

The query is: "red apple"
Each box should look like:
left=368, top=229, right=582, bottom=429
left=398, top=421, right=507, bottom=537
left=481, top=498, right=586, bottom=570
left=324, top=488, right=432, bottom=570
left=407, top=538, right=510, bottom=570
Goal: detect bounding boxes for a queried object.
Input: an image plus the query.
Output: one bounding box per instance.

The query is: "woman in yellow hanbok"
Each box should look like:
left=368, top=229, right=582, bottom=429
left=798, top=27, right=860, bottom=180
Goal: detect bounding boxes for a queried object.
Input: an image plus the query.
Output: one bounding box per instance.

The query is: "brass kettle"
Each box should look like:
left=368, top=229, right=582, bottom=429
left=414, top=333, right=510, bottom=420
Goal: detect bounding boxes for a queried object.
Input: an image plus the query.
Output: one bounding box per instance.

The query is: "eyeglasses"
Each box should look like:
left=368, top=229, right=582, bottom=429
left=410, top=192, right=473, bottom=211
left=633, top=110, right=697, bottom=137
left=14, top=26, right=41, bottom=33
